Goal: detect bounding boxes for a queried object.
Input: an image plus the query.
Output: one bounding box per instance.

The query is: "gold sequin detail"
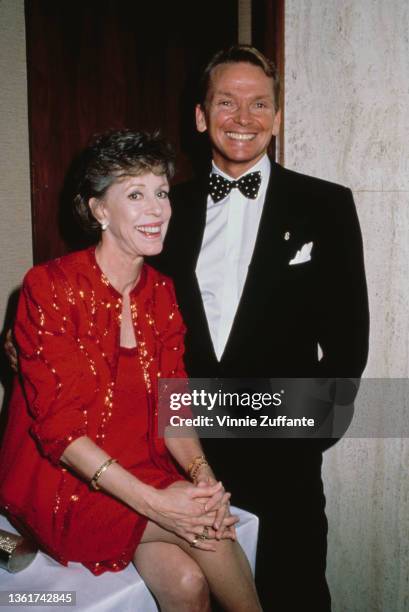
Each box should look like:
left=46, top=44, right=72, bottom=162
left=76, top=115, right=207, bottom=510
left=89, top=289, right=96, bottom=316
left=37, top=305, right=45, bottom=328
left=100, top=272, right=110, bottom=287
left=131, top=298, right=153, bottom=394
left=76, top=337, right=97, bottom=377
left=96, top=382, right=115, bottom=442
left=65, top=283, right=75, bottom=305
left=53, top=480, right=63, bottom=518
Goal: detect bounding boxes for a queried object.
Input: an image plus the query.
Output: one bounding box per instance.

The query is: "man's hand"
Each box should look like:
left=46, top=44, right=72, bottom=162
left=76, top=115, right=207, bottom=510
left=4, top=329, right=18, bottom=372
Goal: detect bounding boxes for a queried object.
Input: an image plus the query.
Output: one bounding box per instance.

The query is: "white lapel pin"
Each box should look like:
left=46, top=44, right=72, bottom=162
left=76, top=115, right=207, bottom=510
left=284, top=231, right=290, bottom=241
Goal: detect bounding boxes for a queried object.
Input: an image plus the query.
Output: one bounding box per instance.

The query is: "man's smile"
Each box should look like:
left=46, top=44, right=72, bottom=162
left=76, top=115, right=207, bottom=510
left=225, top=131, right=257, bottom=141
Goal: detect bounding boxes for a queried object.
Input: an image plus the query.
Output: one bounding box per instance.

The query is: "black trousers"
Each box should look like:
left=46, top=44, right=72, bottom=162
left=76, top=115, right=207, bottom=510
left=201, top=438, right=331, bottom=612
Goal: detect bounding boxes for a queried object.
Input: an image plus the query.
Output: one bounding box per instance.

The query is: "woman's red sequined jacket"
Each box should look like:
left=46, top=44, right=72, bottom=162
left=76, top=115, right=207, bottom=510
left=0, top=247, right=186, bottom=559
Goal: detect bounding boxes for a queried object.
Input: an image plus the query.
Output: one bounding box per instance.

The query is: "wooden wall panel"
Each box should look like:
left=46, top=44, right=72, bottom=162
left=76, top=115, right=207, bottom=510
left=252, top=0, right=285, bottom=163
left=25, top=0, right=238, bottom=263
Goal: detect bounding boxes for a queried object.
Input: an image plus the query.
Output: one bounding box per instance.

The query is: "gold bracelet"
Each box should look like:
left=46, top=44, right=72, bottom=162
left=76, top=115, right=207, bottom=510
left=187, top=455, right=205, bottom=475
left=191, top=459, right=209, bottom=482
left=90, top=458, right=118, bottom=491
left=188, top=455, right=208, bottom=482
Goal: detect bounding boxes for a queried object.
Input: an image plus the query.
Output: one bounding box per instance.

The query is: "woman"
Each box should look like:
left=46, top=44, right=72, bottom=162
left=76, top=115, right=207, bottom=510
left=0, top=130, right=261, bottom=611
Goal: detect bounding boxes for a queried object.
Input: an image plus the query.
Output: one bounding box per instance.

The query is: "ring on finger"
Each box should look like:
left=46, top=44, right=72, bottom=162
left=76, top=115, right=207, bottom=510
left=191, top=536, right=200, bottom=548
left=199, top=526, right=209, bottom=541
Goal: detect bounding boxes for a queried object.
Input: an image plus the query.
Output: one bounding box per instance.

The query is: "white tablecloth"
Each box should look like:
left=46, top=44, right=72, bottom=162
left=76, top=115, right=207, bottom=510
left=0, top=507, right=258, bottom=611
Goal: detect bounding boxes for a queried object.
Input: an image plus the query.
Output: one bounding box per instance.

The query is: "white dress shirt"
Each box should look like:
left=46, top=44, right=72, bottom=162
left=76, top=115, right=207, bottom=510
left=196, top=154, right=271, bottom=360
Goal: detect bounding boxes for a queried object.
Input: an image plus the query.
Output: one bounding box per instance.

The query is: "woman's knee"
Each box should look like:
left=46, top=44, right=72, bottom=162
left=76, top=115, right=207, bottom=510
left=143, top=553, right=210, bottom=610
left=175, top=565, right=209, bottom=607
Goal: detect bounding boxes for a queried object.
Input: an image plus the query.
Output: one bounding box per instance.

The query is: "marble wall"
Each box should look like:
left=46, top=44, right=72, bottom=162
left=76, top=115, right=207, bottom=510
left=285, top=1, right=409, bottom=610
left=0, top=0, right=32, bottom=405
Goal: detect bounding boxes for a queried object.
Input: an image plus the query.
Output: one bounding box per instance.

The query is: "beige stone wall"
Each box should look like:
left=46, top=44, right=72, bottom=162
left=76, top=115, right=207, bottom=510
left=285, top=1, right=409, bottom=610
left=0, top=0, right=32, bottom=404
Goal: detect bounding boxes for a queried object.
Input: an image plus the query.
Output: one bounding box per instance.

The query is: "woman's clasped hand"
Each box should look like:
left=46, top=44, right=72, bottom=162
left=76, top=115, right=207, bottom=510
left=145, top=479, right=238, bottom=550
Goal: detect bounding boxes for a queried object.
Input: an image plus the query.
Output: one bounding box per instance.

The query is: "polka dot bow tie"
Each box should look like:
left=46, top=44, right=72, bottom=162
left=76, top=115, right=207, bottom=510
left=209, top=171, right=262, bottom=203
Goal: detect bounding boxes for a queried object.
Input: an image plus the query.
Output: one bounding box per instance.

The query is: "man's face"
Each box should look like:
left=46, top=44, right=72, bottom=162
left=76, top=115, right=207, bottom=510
left=196, top=62, right=281, bottom=178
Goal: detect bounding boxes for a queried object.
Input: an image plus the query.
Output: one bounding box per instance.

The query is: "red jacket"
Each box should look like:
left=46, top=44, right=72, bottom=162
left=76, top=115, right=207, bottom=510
left=0, top=247, right=186, bottom=564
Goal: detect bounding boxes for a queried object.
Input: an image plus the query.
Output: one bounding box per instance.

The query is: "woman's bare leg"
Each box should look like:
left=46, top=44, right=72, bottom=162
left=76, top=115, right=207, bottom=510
left=134, top=542, right=211, bottom=612
left=139, top=520, right=262, bottom=612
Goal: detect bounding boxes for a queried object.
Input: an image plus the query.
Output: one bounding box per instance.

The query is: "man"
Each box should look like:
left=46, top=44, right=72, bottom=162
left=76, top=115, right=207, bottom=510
left=152, top=45, right=369, bottom=611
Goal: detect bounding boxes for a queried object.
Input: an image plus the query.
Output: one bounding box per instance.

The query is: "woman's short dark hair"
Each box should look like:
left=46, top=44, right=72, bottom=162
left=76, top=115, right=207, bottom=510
left=73, top=129, right=175, bottom=235
left=199, top=45, right=280, bottom=112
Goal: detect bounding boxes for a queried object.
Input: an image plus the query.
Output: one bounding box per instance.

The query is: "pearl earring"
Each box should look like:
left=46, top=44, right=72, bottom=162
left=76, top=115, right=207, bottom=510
left=101, top=221, right=109, bottom=231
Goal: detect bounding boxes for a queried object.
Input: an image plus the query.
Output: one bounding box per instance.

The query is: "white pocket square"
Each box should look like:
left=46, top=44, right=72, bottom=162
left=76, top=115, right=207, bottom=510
left=289, top=241, right=313, bottom=265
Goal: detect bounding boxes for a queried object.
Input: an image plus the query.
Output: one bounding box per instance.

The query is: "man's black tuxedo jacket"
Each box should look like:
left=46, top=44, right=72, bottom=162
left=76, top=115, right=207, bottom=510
left=153, top=161, right=369, bottom=385
left=152, top=158, right=369, bottom=486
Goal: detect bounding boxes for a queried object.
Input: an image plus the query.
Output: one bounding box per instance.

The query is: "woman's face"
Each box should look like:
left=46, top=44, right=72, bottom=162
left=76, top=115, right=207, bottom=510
left=91, top=171, right=171, bottom=259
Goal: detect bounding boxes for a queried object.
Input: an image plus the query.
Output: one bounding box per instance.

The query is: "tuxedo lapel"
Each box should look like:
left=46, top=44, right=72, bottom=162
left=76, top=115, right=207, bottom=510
left=168, top=173, right=219, bottom=368
left=175, top=174, right=208, bottom=269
